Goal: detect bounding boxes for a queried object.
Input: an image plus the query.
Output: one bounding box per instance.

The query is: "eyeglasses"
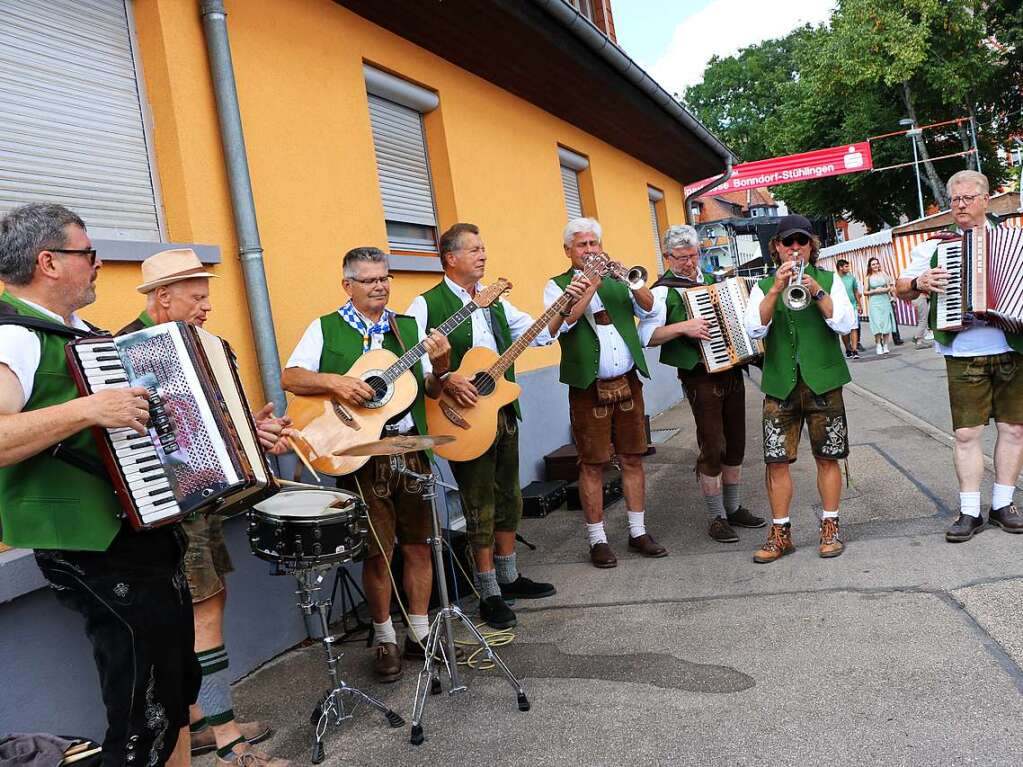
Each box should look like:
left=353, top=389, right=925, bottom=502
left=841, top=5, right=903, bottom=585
left=49, top=248, right=97, bottom=265
left=347, top=275, right=393, bottom=286
left=780, top=233, right=810, bottom=247
left=951, top=194, right=982, bottom=206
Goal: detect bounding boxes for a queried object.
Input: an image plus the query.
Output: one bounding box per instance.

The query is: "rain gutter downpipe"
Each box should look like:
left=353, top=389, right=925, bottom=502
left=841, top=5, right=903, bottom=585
left=199, top=0, right=285, bottom=415
left=684, top=157, right=734, bottom=226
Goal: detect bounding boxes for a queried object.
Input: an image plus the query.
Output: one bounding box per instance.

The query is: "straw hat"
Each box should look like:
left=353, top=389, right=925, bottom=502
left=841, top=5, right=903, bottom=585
left=136, top=249, right=217, bottom=294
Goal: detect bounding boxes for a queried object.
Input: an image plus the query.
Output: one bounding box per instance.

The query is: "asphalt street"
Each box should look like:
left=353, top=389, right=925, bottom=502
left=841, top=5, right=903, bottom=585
left=207, top=337, right=1023, bottom=767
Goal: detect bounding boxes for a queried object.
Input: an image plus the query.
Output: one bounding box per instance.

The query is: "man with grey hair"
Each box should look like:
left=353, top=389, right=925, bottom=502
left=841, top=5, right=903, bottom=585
left=643, top=225, right=766, bottom=543
left=545, top=217, right=663, bottom=568
left=282, top=246, right=452, bottom=685
left=898, top=170, right=1023, bottom=542
left=0, top=203, right=198, bottom=766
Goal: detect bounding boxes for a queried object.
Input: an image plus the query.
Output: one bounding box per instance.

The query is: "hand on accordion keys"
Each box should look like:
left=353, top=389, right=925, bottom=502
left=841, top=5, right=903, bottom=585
left=86, top=386, right=151, bottom=436
left=678, top=317, right=712, bottom=341
left=917, top=267, right=949, bottom=294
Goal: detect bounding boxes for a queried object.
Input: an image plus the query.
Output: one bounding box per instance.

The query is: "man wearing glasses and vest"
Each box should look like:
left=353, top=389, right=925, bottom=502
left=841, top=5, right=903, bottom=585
left=408, top=223, right=585, bottom=629
left=743, top=214, right=857, bottom=563
left=897, top=170, right=1023, bottom=542
left=545, top=217, right=665, bottom=569
left=281, top=247, right=451, bottom=684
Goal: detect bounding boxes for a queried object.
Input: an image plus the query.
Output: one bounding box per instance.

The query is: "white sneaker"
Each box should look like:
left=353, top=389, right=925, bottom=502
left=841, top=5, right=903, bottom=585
left=881, top=343, right=889, bottom=354
left=875, top=344, right=883, bottom=356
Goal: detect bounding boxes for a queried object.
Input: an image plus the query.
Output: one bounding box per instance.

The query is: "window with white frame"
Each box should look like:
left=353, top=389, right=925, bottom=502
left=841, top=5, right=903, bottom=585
left=558, top=147, right=588, bottom=221
left=364, top=65, right=441, bottom=254
left=0, top=0, right=163, bottom=241
left=648, top=186, right=664, bottom=272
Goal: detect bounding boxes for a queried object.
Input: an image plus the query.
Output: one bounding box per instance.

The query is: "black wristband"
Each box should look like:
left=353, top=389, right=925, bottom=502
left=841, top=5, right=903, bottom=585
left=911, top=276, right=920, bottom=293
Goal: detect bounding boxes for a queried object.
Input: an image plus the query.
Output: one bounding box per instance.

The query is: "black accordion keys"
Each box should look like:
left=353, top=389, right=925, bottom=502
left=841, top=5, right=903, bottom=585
left=66, top=321, right=278, bottom=530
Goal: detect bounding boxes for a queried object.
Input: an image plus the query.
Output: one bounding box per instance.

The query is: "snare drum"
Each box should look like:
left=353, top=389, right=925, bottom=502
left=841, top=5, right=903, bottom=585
left=248, top=488, right=367, bottom=568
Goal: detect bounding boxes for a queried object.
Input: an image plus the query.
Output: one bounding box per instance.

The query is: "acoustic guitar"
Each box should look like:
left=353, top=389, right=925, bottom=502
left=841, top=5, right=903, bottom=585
left=426, top=255, right=606, bottom=462
left=287, top=279, right=511, bottom=476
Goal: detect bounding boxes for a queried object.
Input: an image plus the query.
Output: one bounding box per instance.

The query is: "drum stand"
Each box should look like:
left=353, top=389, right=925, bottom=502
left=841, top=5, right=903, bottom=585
left=389, top=453, right=529, bottom=746
left=292, top=568, right=404, bottom=764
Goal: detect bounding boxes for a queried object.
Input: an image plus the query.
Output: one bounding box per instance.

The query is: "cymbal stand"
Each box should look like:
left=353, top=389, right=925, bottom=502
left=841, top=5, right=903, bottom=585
left=293, top=568, right=404, bottom=764
left=389, top=453, right=529, bottom=746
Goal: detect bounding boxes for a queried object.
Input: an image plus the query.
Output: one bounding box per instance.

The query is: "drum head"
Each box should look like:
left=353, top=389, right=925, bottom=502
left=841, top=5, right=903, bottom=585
left=253, top=488, right=358, bottom=519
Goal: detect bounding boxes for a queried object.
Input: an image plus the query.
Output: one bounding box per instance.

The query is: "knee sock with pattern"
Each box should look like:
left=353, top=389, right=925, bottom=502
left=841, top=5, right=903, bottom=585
left=475, top=568, right=501, bottom=599
left=494, top=552, right=518, bottom=585
left=196, top=645, right=234, bottom=726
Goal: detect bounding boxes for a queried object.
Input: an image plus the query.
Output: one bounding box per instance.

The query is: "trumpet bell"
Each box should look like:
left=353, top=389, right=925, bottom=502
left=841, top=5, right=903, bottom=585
left=782, top=284, right=811, bottom=311
left=627, top=265, right=647, bottom=290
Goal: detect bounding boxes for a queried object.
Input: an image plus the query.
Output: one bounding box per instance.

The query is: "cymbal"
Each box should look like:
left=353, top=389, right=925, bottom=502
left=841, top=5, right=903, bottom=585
left=333, top=435, right=456, bottom=456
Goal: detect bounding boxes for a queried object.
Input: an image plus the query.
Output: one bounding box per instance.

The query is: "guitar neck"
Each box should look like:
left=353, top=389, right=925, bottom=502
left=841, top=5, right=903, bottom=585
left=489, top=291, right=574, bottom=379
left=383, top=301, right=480, bottom=382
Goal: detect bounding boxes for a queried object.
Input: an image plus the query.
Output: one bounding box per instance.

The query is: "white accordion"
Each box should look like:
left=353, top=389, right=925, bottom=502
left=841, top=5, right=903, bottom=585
left=681, top=277, right=764, bottom=373
left=936, top=226, right=1023, bottom=333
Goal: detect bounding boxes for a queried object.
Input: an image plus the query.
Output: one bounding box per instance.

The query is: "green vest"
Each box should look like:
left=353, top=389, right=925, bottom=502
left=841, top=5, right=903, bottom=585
left=756, top=266, right=851, bottom=399
left=116, top=309, right=156, bottom=336
left=0, top=293, right=122, bottom=551
left=421, top=280, right=522, bottom=418
left=659, top=270, right=714, bottom=371
left=317, top=311, right=428, bottom=436
left=926, top=248, right=1023, bottom=353
left=552, top=269, right=650, bottom=389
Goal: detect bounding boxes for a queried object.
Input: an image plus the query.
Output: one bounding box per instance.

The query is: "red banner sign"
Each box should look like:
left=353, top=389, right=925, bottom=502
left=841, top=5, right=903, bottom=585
left=685, top=142, right=874, bottom=197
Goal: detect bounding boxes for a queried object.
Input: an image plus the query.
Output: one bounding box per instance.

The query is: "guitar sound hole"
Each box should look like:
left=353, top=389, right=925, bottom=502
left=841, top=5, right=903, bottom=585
left=472, top=373, right=496, bottom=396
left=364, top=375, right=388, bottom=402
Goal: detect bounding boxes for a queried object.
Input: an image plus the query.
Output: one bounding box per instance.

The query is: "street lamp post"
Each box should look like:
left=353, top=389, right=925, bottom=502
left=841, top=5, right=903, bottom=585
left=900, top=118, right=926, bottom=219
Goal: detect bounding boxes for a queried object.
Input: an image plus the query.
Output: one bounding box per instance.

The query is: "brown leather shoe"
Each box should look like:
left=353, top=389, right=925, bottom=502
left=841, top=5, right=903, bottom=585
left=708, top=517, right=739, bottom=543
left=819, top=517, right=845, bottom=558
left=989, top=504, right=1023, bottom=533
left=589, top=542, right=618, bottom=568
left=753, top=523, right=794, bottom=563
left=373, top=642, right=402, bottom=683
left=628, top=533, right=668, bottom=558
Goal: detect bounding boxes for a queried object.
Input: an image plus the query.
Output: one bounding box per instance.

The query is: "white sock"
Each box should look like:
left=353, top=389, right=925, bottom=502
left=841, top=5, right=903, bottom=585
left=960, top=491, right=981, bottom=518
left=586, top=521, right=607, bottom=546
left=773, top=516, right=790, bottom=526
left=373, top=618, right=396, bottom=646
left=821, top=510, right=839, bottom=519
left=408, top=614, right=430, bottom=643
left=627, top=510, right=646, bottom=538
left=992, top=483, right=1015, bottom=510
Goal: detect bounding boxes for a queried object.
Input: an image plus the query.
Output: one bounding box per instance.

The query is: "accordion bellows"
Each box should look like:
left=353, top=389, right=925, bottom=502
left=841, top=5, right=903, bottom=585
left=66, top=322, right=277, bottom=530
left=936, top=226, right=1023, bottom=334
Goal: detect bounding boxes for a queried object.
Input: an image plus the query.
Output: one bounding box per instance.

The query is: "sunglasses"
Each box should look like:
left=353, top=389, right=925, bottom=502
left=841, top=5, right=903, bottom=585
left=49, top=248, right=98, bottom=266
left=780, top=233, right=810, bottom=247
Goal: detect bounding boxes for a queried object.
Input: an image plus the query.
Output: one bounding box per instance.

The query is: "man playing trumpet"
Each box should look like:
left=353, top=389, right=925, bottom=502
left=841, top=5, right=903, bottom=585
left=743, top=215, right=857, bottom=563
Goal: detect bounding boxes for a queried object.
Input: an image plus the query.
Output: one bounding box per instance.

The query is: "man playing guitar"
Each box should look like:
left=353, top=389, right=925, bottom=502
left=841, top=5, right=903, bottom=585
left=281, top=247, right=451, bottom=684
left=407, top=223, right=587, bottom=630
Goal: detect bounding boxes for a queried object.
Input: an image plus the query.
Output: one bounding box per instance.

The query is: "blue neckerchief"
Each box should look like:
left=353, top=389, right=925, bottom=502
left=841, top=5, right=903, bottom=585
left=338, top=301, right=394, bottom=352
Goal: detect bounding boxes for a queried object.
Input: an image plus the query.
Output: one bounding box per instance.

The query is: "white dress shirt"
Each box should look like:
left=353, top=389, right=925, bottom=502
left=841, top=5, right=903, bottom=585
left=0, top=297, right=90, bottom=405
left=543, top=272, right=659, bottom=380
left=744, top=270, right=857, bottom=338
left=640, top=284, right=680, bottom=347
left=899, top=224, right=1010, bottom=357
left=405, top=276, right=555, bottom=360
left=285, top=306, right=420, bottom=433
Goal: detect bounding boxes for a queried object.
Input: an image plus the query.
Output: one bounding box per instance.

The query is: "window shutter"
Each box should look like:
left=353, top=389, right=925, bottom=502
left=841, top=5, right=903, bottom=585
left=561, top=165, right=584, bottom=220
left=366, top=94, right=438, bottom=253
left=0, top=0, right=162, bottom=241
left=649, top=198, right=663, bottom=262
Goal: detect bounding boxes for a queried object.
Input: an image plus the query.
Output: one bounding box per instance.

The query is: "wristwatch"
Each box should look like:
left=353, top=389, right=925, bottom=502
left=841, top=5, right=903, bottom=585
left=435, top=371, right=452, bottom=384
left=910, top=276, right=921, bottom=293
left=812, top=288, right=826, bottom=301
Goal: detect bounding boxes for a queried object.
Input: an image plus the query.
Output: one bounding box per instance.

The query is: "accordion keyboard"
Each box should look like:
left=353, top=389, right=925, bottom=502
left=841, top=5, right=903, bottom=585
left=936, top=241, right=964, bottom=331
left=69, top=341, right=183, bottom=526
left=689, top=288, right=733, bottom=371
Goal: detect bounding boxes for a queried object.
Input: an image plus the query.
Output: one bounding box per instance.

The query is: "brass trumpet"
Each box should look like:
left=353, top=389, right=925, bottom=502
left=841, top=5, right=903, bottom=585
left=599, top=253, right=648, bottom=290
left=781, top=259, right=810, bottom=311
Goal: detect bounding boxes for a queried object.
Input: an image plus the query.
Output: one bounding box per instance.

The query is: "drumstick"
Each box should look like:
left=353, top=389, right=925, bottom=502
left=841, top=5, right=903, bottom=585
left=286, top=436, right=322, bottom=482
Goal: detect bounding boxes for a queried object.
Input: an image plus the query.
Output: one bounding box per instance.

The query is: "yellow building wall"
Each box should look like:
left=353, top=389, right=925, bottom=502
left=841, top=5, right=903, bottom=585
left=85, top=0, right=692, bottom=402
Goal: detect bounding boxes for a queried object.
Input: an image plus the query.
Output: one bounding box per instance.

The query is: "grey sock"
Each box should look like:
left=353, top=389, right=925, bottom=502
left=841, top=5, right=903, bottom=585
left=494, top=553, right=518, bottom=585
left=703, top=493, right=726, bottom=520
left=723, top=483, right=740, bottom=514
left=475, top=568, right=501, bottom=599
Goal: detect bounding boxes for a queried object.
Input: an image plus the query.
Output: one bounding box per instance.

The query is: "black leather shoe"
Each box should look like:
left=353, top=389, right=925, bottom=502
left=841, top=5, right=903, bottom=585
left=989, top=504, right=1023, bottom=533
left=945, top=513, right=986, bottom=542
left=403, top=634, right=466, bottom=662
left=727, top=506, right=767, bottom=528
left=500, top=575, right=556, bottom=600
left=479, top=596, right=516, bottom=629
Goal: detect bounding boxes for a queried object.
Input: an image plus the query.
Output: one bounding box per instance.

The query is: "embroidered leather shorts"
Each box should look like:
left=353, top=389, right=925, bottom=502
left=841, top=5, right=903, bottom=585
left=761, top=378, right=849, bottom=464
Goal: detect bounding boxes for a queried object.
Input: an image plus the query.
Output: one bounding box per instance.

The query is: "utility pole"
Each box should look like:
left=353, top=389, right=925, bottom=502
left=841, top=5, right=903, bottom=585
left=900, top=118, right=926, bottom=219
left=969, top=113, right=982, bottom=173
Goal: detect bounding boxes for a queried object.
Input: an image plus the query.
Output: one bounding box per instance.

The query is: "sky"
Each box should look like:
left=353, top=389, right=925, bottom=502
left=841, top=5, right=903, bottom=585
left=614, top=0, right=837, bottom=97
